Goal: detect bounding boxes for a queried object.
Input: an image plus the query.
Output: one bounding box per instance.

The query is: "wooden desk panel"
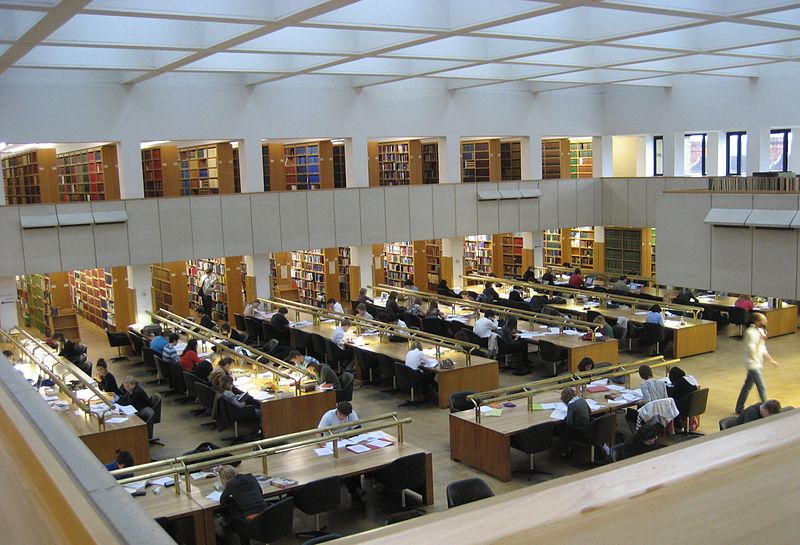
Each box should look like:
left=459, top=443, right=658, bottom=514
left=260, top=389, right=336, bottom=438
left=78, top=422, right=150, bottom=468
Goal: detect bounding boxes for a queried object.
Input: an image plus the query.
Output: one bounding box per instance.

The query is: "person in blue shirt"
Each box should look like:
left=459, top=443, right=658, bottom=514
left=105, top=450, right=134, bottom=480
left=645, top=304, right=664, bottom=326
left=160, top=333, right=180, bottom=364
left=288, top=350, right=319, bottom=370
left=148, top=330, right=170, bottom=357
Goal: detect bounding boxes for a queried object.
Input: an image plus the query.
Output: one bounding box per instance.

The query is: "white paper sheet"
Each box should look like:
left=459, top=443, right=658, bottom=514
left=368, top=439, right=392, bottom=449
left=314, top=448, right=333, bottom=456
left=190, top=471, right=215, bottom=481
left=115, top=404, right=137, bottom=415
left=607, top=384, right=626, bottom=391
left=550, top=409, right=568, bottom=420
left=124, top=480, right=147, bottom=491
left=106, top=417, right=128, bottom=424
left=150, top=477, right=175, bottom=486
left=346, top=444, right=371, bottom=454
left=206, top=491, right=222, bottom=502
left=249, top=391, right=275, bottom=401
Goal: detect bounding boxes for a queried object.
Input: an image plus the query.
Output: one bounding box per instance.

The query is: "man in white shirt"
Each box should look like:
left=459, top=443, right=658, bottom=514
left=405, top=341, right=437, bottom=370
left=318, top=401, right=359, bottom=430
left=472, top=310, right=497, bottom=338
left=332, top=319, right=351, bottom=349
left=327, top=297, right=344, bottom=315
left=199, top=265, right=217, bottom=315
left=735, top=312, right=779, bottom=414
left=243, top=300, right=263, bottom=318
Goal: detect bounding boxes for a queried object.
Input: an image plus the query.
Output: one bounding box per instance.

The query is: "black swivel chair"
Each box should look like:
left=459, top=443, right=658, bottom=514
left=232, top=496, right=294, bottom=545
left=292, top=476, right=342, bottom=538
left=195, top=382, right=218, bottom=428
left=128, top=331, right=144, bottom=359
left=336, top=371, right=355, bottom=402
left=148, top=351, right=167, bottom=386
left=182, top=372, right=206, bottom=416
left=219, top=396, right=260, bottom=443
left=726, top=307, right=750, bottom=339
left=586, top=310, right=602, bottom=323
left=140, top=393, right=164, bottom=446
left=234, top=313, right=247, bottom=334
left=292, top=328, right=313, bottom=355
left=310, top=334, right=328, bottom=364
left=106, top=329, right=131, bottom=361
left=401, top=311, right=421, bottom=329
left=377, top=354, right=397, bottom=393
left=141, top=347, right=158, bottom=376
left=625, top=322, right=643, bottom=351
left=261, top=321, right=278, bottom=344
left=393, top=362, right=433, bottom=408
left=354, top=347, right=380, bottom=386
left=422, top=317, right=450, bottom=338
left=449, top=391, right=475, bottom=413
left=510, top=421, right=556, bottom=480
left=244, top=317, right=262, bottom=345
left=641, top=323, right=669, bottom=355
left=676, top=387, right=709, bottom=436
left=446, top=477, right=494, bottom=508
left=537, top=340, right=568, bottom=376
left=325, top=339, right=350, bottom=373
left=166, top=359, right=188, bottom=401
left=575, top=413, right=616, bottom=464
left=372, top=452, right=427, bottom=509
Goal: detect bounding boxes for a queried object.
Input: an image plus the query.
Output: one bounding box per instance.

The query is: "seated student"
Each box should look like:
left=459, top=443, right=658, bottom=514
left=425, top=299, right=446, bottom=320
left=269, top=307, right=291, bottom=344
left=593, top=315, right=614, bottom=339
left=148, top=330, right=170, bottom=358
left=497, top=317, right=529, bottom=375
left=105, top=450, right=135, bottom=480
left=735, top=294, right=755, bottom=312
left=645, top=304, right=664, bottom=325
left=194, top=306, right=216, bottom=331
left=95, top=359, right=121, bottom=397
left=385, top=291, right=404, bottom=319
left=179, top=339, right=204, bottom=372
left=616, top=424, right=658, bottom=461
left=209, top=357, right=237, bottom=394
left=639, top=364, right=668, bottom=403
left=735, top=399, right=781, bottom=426
left=306, top=360, right=341, bottom=390
left=387, top=315, right=408, bottom=330
left=404, top=341, right=437, bottom=371
left=436, top=279, right=459, bottom=299
left=117, top=377, right=151, bottom=413
left=356, top=287, right=374, bottom=304
left=508, top=289, right=524, bottom=303
left=480, top=282, right=499, bottom=303
left=332, top=319, right=352, bottom=349
left=408, top=297, right=424, bottom=317
left=568, top=268, right=585, bottom=288
left=576, top=357, right=626, bottom=385
left=221, top=375, right=260, bottom=419
left=243, top=300, right=264, bottom=318
left=472, top=310, right=497, bottom=339
left=673, top=287, right=698, bottom=305
left=218, top=323, right=245, bottom=345
left=403, top=277, right=419, bottom=292
left=217, top=465, right=268, bottom=529
left=193, top=357, right=214, bottom=384
left=522, top=266, right=536, bottom=283
left=559, top=387, right=590, bottom=457
left=355, top=303, right=374, bottom=321
left=542, top=267, right=556, bottom=285
left=317, top=401, right=367, bottom=501
left=288, top=349, right=320, bottom=371
left=611, top=275, right=630, bottom=293
left=326, top=297, right=344, bottom=315
left=160, top=333, right=181, bottom=365
left=667, top=365, right=698, bottom=428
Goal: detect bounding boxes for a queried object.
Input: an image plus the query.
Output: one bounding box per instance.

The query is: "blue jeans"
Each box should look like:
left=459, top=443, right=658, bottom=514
left=735, top=369, right=767, bottom=413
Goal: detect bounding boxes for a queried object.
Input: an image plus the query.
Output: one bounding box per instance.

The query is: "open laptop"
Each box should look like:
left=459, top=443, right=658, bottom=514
left=584, top=276, right=595, bottom=287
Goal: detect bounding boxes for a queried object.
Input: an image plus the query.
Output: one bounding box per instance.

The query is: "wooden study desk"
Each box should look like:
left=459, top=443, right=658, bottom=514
left=135, top=438, right=434, bottom=545
left=545, top=300, right=717, bottom=359
left=450, top=389, right=634, bottom=482
left=297, top=320, right=499, bottom=409
left=695, top=295, right=797, bottom=338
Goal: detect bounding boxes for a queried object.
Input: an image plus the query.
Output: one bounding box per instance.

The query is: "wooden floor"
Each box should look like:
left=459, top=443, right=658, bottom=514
left=76, top=318, right=800, bottom=543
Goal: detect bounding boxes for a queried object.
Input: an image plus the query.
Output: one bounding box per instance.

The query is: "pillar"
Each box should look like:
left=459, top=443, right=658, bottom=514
left=749, top=127, right=771, bottom=174
left=117, top=139, right=145, bottom=200
left=238, top=136, right=265, bottom=193
left=520, top=135, right=538, bottom=180
left=345, top=136, right=369, bottom=187
left=592, top=135, right=613, bottom=177
left=444, top=135, right=462, bottom=184
left=441, top=237, right=465, bottom=287
left=349, top=245, right=375, bottom=294
left=0, top=276, right=18, bottom=330
left=244, top=254, right=271, bottom=301
left=789, top=127, right=800, bottom=173
left=434, top=137, right=449, bottom=184
left=127, top=265, right=152, bottom=324
left=669, top=132, right=684, bottom=176
left=531, top=231, right=544, bottom=271
left=707, top=131, right=724, bottom=176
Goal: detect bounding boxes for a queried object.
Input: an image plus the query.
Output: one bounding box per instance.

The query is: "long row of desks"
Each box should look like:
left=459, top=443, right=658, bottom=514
left=136, top=437, right=434, bottom=545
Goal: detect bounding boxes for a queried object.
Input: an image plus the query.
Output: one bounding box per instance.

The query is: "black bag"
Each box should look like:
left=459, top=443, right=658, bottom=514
left=183, top=442, right=242, bottom=467
left=551, top=296, right=567, bottom=305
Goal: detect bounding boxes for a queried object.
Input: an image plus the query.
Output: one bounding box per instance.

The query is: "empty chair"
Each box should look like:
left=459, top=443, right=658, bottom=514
left=377, top=354, right=397, bottom=392
left=244, top=317, right=262, bottom=345
left=726, top=307, right=750, bottom=338
left=310, top=334, right=328, bottom=363
left=106, top=329, right=131, bottom=361
left=574, top=413, right=616, bottom=464
left=182, top=372, right=206, bottom=416
left=529, top=295, right=550, bottom=312
left=393, top=362, right=434, bottom=408
left=537, top=340, right=568, bottom=376
left=372, top=452, right=427, bottom=509
left=166, top=358, right=188, bottom=400
left=138, top=393, right=164, bottom=446
left=261, top=321, right=278, bottom=344
left=354, top=347, right=380, bottom=385
left=446, top=477, right=495, bottom=508
left=293, top=476, right=342, bottom=538
left=641, top=323, right=669, bottom=355
left=233, top=313, right=247, bottom=333
left=336, top=371, right=355, bottom=402
left=141, top=347, right=157, bottom=374
left=676, top=387, right=709, bottom=436
left=449, top=391, right=476, bottom=413
left=422, top=317, right=449, bottom=338
left=127, top=331, right=144, bottom=358
left=510, top=421, right=556, bottom=480
left=149, top=351, right=168, bottom=386
left=232, top=496, right=294, bottom=545
left=625, top=322, right=643, bottom=351
left=325, top=339, right=350, bottom=373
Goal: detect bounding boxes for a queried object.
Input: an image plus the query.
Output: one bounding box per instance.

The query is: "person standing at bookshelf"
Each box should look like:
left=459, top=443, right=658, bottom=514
left=199, top=264, right=218, bottom=316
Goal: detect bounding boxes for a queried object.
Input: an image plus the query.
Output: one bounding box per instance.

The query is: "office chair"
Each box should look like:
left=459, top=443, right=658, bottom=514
left=232, top=497, right=294, bottom=545
left=182, top=372, right=206, bottom=416
left=676, top=387, right=709, bottom=436
left=725, top=307, right=750, bottom=339
left=372, top=452, right=427, bottom=509
left=106, top=329, right=131, bottom=361
left=641, top=323, right=669, bottom=355
left=393, top=362, right=433, bottom=408
left=336, top=372, right=355, bottom=402
left=194, top=382, right=218, bottom=428
left=219, top=396, right=260, bottom=443
left=141, top=347, right=158, bottom=377
left=354, top=347, right=380, bottom=386
left=574, top=413, right=616, bottom=464
left=537, top=340, right=568, bottom=376
left=422, top=317, right=449, bottom=337
left=446, top=478, right=495, bottom=508
left=233, top=313, right=247, bottom=334
left=510, top=421, right=556, bottom=480
left=146, top=393, right=164, bottom=446
left=127, top=331, right=145, bottom=360
left=449, top=391, right=476, bottom=413
left=292, top=476, right=342, bottom=538
left=719, top=415, right=738, bottom=430
left=244, top=317, right=262, bottom=345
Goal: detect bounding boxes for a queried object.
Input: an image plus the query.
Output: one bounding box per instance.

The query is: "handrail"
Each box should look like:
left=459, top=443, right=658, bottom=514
left=465, top=355, right=679, bottom=423
left=370, top=284, right=601, bottom=340
left=153, top=309, right=314, bottom=381
left=533, top=264, right=656, bottom=285
left=145, top=312, right=314, bottom=395
left=114, top=413, right=411, bottom=495
left=0, top=328, right=116, bottom=429
left=263, top=296, right=481, bottom=364
left=462, top=274, right=703, bottom=319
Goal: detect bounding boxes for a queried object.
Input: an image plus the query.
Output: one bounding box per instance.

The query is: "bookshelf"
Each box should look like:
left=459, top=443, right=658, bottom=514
left=425, top=240, right=442, bottom=291
left=568, top=227, right=595, bottom=271
left=17, top=272, right=79, bottom=340
left=422, top=142, right=439, bottom=184
left=605, top=228, right=643, bottom=275
left=178, top=142, right=235, bottom=195
left=150, top=262, right=189, bottom=316
left=543, top=229, right=564, bottom=267
left=461, top=140, right=500, bottom=183
left=541, top=138, right=570, bottom=179
left=289, top=249, right=341, bottom=306
left=269, top=252, right=298, bottom=300
left=383, top=241, right=417, bottom=288
left=233, top=147, right=241, bottom=194
left=69, top=267, right=133, bottom=332
left=569, top=140, right=593, bottom=178
left=649, top=229, right=656, bottom=277
left=464, top=235, right=494, bottom=281
left=500, top=141, right=522, bottom=181
left=187, top=257, right=244, bottom=323
left=57, top=144, right=120, bottom=202
left=284, top=141, right=334, bottom=190
left=141, top=145, right=180, bottom=198
left=373, top=140, right=423, bottom=186
left=333, top=144, right=347, bottom=188
left=337, top=247, right=352, bottom=302
left=2, top=148, right=59, bottom=204
left=499, top=233, right=524, bottom=277
left=261, top=145, right=271, bottom=191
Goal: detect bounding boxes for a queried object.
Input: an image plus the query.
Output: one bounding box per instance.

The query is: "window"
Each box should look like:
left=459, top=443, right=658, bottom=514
left=653, top=135, right=663, bottom=176
left=769, top=129, right=791, bottom=172
left=726, top=131, right=748, bottom=176
left=684, top=133, right=707, bottom=176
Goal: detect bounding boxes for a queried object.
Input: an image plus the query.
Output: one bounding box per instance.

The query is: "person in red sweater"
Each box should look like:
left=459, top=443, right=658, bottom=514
left=179, top=338, right=204, bottom=372
left=568, top=268, right=585, bottom=288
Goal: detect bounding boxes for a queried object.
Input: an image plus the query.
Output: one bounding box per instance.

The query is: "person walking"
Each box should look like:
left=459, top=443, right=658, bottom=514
left=735, top=312, right=779, bottom=414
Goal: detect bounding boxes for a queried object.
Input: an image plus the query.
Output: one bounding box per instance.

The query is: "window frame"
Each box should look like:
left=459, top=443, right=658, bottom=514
left=770, top=129, right=791, bottom=172
left=684, top=133, right=707, bottom=176
left=726, top=131, right=747, bottom=176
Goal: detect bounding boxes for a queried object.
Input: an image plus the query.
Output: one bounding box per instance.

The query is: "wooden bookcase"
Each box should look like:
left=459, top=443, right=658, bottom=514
left=541, top=138, right=570, bottom=179
left=464, top=235, right=495, bottom=281
left=605, top=228, right=644, bottom=275
left=261, top=145, right=272, bottom=191
left=233, top=147, right=241, bottom=194
left=290, top=249, right=341, bottom=306
left=568, top=227, right=596, bottom=271
left=570, top=140, right=593, bottom=178
left=150, top=262, right=189, bottom=316
left=269, top=252, right=298, bottom=300
left=383, top=241, right=426, bottom=289
left=57, top=144, right=120, bottom=202
left=543, top=229, right=564, bottom=267
left=500, top=141, right=522, bottom=181
left=178, top=142, right=235, bottom=195
left=461, top=139, right=500, bottom=183
left=371, top=140, right=423, bottom=186
left=2, top=148, right=59, bottom=204
left=186, top=257, right=244, bottom=323
left=17, top=272, right=79, bottom=341
left=284, top=141, right=334, bottom=190
left=333, top=144, right=347, bottom=188
left=422, top=142, right=439, bottom=184
left=69, top=267, right=134, bottom=333
left=337, top=247, right=352, bottom=302
left=499, top=233, right=524, bottom=277
left=141, top=145, right=180, bottom=198
left=649, top=228, right=656, bottom=277
left=424, top=240, right=442, bottom=291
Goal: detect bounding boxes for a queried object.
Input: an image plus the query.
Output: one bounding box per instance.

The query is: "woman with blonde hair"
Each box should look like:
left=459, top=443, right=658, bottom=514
left=218, top=465, right=267, bottom=524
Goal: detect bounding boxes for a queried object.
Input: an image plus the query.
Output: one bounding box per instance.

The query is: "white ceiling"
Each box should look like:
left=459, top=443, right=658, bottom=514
left=0, top=0, right=799, bottom=92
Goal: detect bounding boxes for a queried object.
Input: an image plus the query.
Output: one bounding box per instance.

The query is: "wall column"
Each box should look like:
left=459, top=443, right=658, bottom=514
left=444, top=135, right=461, bottom=184
left=0, top=159, right=5, bottom=203
left=707, top=131, right=724, bottom=176
left=531, top=231, right=544, bottom=270
left=433, top=137, right=449, bottom=184
left=789, top=127, right=800, bottom=172
left=0, top=276, right=18, bottom=330
left=238, top=136, right=265, bottom=193
left=592, top=135, right=613, bottom=177
left=127, top=265, right=151, bottom=324
left=749, top=127, right=771, bottom=173
left=345, top=136, right=369, bottom=187
left=117, top=139, right=144, bottom=200
left=349, top=245, right=375, bottom=295
left=244, top=254, right=271, bottom=301
left=441, top=237, right=464, bottom=287
left=670, top=132, right=685, bottom=176
left=520, top=135, right=539, bottom=180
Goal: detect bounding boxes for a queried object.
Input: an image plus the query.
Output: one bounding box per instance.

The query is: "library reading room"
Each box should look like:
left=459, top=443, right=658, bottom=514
left=2, top=2, right=800, bottom=544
